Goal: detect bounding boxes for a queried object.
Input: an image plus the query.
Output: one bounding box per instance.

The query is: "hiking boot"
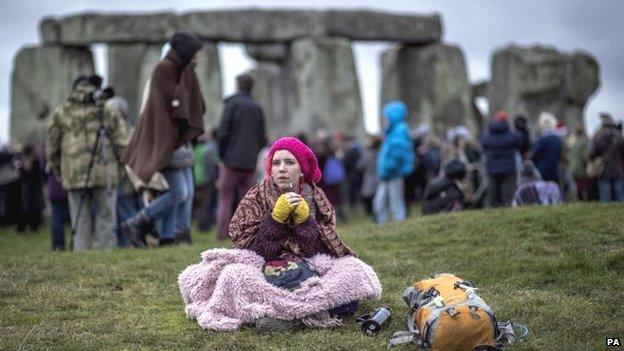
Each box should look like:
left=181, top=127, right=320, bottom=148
left=254, top=317, right=304, bottom=332
left=121, top=210, right=153, bottom=248
left=145, top=233, right=160, bottom=248
left=174, top=230, right=193, bottom=245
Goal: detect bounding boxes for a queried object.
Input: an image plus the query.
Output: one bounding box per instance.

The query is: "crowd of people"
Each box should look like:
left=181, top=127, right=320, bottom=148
left=1, top=31, right=622, bottom=253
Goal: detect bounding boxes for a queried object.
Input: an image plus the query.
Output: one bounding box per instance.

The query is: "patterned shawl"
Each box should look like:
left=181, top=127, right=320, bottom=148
left=230, top=179, right=354, bottom=257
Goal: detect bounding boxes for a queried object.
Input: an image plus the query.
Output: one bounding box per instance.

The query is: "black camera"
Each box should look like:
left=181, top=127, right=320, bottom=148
left=90, top=87, right=115, bottom=104
left=356, top=307, right=392, bottom=335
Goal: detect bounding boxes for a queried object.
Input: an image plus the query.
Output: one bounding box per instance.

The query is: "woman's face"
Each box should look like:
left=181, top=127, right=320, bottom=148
left=271, top=150, right=302, bottom=193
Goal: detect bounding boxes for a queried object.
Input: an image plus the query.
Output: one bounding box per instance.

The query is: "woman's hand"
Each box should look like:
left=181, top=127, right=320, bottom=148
left=271, top=193, right=296, bottom=223
left=284, top=192, right=302, bottom=207
left=292, top=198, right=309, bottom=225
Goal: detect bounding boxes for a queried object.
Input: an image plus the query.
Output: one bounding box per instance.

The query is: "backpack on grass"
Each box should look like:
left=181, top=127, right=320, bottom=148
left=388, top=273, right=528, bottom=351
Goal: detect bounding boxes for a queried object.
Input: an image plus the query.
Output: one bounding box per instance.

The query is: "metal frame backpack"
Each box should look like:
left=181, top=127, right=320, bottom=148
left=389, top=273, right=528, bottom=351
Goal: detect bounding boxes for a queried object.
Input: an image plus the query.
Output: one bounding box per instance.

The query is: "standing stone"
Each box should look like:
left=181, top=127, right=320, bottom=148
left=488, top=45, right=599, bottom=130
left=39, top=17, right=60, bottom=44
left=108, top=42, right=222, bottom=128
left=250, top=62, right=293, bottom=139
left=381, top=44, right=477, bottom=135
left=194, top=42, right=223, bottom=130
left=108, top=43, right=163, bottom=123
left=289, top=37, right=363, bottom=134
left=11, top=45, right=94, bottom=143
left=380, top=47, right=402, bottom=105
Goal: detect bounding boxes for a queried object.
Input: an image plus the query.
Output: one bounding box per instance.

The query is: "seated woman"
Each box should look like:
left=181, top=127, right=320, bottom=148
left=422, top=159, right=467, bottom=215
left=230, top=136, right=353, bottom=261
left=178, top=137, right=381, bottom=332
left=512, top=161, right=562, bottom=207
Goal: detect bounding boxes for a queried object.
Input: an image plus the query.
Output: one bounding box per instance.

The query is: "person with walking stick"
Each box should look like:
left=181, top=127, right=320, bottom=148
left=46, top=75, right=127, bottom=251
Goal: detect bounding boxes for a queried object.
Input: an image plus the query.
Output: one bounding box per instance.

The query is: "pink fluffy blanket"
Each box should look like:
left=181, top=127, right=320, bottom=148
left=178, top=248, right=382, bottom=331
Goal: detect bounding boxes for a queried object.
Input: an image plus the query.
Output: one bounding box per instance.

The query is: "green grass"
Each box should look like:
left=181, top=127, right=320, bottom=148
left=1, top=203, right=623, bottom=350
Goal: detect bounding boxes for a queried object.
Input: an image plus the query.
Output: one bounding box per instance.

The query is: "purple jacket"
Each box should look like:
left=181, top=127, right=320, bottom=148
left=47, top=172, right=68, bottom=201
left=247, top=216, right=331, bottom=261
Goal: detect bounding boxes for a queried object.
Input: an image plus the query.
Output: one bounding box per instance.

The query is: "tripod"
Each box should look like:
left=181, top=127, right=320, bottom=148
left=70, top=97, right=121, bottom=244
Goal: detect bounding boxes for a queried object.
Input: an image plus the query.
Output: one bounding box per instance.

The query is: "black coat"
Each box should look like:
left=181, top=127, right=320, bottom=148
left=481, top=121, right=522, bottom=176
left=422, top=177, right=464, bottom=215
left=590, top=126, right=624, bottom=180
left=216, top=92, right=267, bottom=171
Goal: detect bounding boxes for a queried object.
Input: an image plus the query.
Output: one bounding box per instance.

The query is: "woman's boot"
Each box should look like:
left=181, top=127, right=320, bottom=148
left=175, top=230, right=193, bottom=245
left=121, top=210, right=153, bottom=248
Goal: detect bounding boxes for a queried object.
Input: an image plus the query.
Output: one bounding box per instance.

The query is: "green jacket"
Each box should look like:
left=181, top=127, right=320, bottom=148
left=46, top=86, right=128, bottom=190
left=569, top=137, right=589, bottom=178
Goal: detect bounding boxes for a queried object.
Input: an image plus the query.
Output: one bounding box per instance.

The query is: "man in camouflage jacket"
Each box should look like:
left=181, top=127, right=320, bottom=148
left=45, top=76, right=127, bottom=251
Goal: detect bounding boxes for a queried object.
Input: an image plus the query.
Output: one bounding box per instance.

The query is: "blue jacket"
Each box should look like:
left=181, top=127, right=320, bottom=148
left=481, top=121, right=522, bottom=176
left=377, top=101, right=415, bottom=181
left=531, top=132, right=562, bottom=182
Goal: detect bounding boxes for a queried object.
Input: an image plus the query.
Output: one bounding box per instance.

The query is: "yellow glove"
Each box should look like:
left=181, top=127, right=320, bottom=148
left=293, top=199, right=309, bottom=225
left=271, top=194, right=294, bottom=223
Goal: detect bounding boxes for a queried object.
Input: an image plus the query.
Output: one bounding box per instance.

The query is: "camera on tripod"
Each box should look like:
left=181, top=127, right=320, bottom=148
left=91, top=87, right=115, bottom=105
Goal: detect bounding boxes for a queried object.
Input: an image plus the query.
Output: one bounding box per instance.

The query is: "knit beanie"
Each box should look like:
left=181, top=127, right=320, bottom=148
left=169, top=31, right=203, bottom=63
left=493, top=110, right=509, bottom=122
left=265, top=137, right=322, bottom=184
left=538, top=112, right=557, bottom=131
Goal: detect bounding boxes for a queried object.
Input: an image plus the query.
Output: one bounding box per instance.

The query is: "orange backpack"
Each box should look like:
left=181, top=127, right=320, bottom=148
left=389, top=273, right=527, bottom=351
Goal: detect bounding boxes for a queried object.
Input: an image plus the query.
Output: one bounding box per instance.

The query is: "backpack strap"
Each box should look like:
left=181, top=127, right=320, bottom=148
left=388, top=329, right=431, bottom=349
left=496, top=321, right=529, bottom=347
left=388, top=287, right=431, bottom=349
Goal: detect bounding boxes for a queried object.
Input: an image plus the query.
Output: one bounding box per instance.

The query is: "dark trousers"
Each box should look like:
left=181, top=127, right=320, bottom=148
left=216, top=165, right=255, bottom=240
left=50, top=199, right=71, bottom=250
left=116, top=186, right=142, bottom=247
left=193, top=184, right=217, bottom=232
left=17, top=211, right=42, bottom=232
left=361, top=195, right=374, bottom=216
left=487, top=173, right=517, bottom=208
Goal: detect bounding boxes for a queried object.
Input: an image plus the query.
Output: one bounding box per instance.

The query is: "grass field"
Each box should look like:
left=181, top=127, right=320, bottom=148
left=1, top=203, right=623, bottom=350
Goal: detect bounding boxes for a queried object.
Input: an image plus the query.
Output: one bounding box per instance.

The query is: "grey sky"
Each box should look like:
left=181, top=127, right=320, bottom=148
left=1, top=0, right=623, bottom=142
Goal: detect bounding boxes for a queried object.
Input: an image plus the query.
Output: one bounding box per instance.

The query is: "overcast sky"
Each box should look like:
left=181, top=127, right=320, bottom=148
left=1, top=0, right=623, bottom=142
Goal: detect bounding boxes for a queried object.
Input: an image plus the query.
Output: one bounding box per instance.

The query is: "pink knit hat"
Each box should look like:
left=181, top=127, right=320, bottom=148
left=265, top=137, right=322, bottom=184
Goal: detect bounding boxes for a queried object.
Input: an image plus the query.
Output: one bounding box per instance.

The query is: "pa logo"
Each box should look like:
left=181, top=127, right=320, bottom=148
left=606, top=337, right=621, bottom=346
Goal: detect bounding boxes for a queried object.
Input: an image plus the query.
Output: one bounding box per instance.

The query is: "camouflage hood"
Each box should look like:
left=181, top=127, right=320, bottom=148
left=67, top=85, right=95, bottom=104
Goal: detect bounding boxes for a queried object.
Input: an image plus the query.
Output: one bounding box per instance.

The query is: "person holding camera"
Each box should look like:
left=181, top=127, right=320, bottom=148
left=46, top=75, right=127, bottom=251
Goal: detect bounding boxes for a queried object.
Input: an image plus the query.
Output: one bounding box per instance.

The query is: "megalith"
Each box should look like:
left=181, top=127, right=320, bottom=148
left=107, top=43, right=163, bottom=124
left=488, top=45, right=599, bottom=130
left=11, top=45, right=94, bottom=143
left=381, top=43, right=477, bottom=135
left=192, top=43, right=223, bottom=130
left=43, top=10, right=441, bottom=45
left=289, top=37, right=363, bottom=134
left=249, top=62, right=294, bottom=139
left=246, top=43, right=293, bottom=138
